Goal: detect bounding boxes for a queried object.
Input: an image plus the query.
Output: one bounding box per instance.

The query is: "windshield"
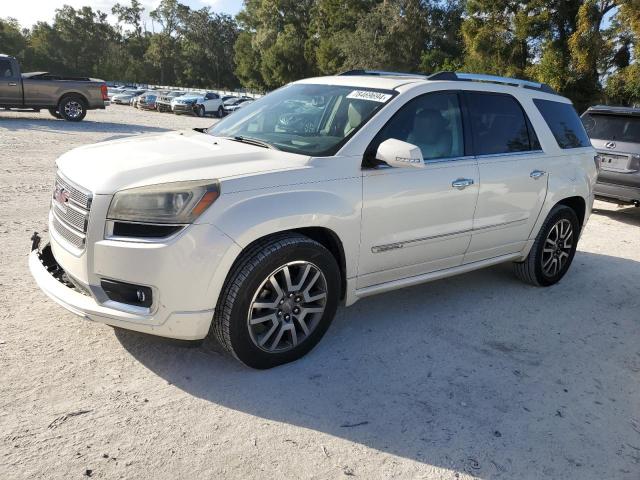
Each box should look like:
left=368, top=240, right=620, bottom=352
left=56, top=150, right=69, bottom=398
left=582, top=113, right=640, bottom=143
left=208, top=83, right=396, bottom=156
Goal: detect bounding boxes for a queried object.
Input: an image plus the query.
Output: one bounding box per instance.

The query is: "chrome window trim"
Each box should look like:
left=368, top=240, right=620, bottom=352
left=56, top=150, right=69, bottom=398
left=475, top=149, right=544, bottom=160
left=371, top=154, right=476, bottom=169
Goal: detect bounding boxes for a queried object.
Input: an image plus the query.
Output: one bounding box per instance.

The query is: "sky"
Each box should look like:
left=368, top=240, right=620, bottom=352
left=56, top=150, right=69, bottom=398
left=3, top=0, right=244, bottom=29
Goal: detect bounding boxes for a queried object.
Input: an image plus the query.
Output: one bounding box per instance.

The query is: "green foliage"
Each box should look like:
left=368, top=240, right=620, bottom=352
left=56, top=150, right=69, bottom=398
left=3, top=0, right=640, bottom=107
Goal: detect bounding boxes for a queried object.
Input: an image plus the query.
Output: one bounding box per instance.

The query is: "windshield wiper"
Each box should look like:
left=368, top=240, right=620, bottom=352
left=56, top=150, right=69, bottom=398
left=227, top=136, right=279, bottom=150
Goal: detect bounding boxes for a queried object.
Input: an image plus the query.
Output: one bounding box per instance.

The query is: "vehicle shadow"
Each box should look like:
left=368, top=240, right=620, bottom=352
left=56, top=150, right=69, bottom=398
left=115, top=251, right=640, bottom=478
left=592, top=204, right=640, bottom=227
left=0, top=116, right=171, bottom=135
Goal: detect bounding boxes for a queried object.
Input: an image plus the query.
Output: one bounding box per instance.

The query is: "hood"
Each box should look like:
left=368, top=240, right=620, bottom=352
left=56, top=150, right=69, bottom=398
left=56, top=130, right=308, bottom=194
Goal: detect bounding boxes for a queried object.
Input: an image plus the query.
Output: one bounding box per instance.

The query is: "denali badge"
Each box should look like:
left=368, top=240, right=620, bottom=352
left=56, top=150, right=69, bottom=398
left=605, top=141, right=616, bottom=149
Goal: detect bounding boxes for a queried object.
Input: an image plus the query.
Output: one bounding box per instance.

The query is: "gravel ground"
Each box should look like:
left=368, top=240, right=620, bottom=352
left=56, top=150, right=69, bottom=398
left=1, top=105, right=639, bottom=480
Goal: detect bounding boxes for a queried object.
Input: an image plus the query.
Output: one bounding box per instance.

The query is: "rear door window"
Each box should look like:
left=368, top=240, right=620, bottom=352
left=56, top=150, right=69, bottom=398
left=466, top=92, right=535, bottom=155
left=581, top=113, right=640, bottom=143
left=534, top=99, right=591, bottom=149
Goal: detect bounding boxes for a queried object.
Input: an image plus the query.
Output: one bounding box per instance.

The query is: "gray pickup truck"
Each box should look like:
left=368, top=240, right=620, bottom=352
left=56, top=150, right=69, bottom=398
left=0, top=54, right=108, bottom=121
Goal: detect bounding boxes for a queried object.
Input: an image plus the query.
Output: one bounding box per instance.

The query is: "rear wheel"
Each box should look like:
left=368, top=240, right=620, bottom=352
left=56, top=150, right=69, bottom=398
left=514, top=205, right=580, bottom=286
left=48, top=108, right=63, bottom=119
left=58, top=95, right=87, bottom=121
left=212, top=234, right=340, bottom=369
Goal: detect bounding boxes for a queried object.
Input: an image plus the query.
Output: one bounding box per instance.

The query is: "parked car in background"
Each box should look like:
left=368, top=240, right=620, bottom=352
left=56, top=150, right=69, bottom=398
left=111, top=89, right=146, bottom=105
left=581, top=105, right=640, bottom=206
left=130, top=91, right=147, bottom=108
left=223, top=97, right=254, bottom=115
left=30, top=70, right=596, bottom=368
left=171, top=91, right=225, bottom=117
left=137, top=91, right=162, bottom=111
left=0, top=54, right=108, bottom=121
left=156, top=91, right=185, bottom=112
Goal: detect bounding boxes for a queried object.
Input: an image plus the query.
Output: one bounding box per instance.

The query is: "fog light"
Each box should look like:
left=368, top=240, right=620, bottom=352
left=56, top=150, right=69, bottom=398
left=101, top=279, right=152, bottom=308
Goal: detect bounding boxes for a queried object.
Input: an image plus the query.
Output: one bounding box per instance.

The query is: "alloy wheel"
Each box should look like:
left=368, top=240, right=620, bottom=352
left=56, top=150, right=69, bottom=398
left=64, top=101, right=83, bottom=119
left=541, top=219, right=573, bottom=277
left=247, top=261, right=328, bottom=353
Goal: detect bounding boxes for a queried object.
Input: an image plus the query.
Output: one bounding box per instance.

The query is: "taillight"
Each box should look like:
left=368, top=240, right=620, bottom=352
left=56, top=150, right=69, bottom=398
left=101, top=84, right=108, bottom=101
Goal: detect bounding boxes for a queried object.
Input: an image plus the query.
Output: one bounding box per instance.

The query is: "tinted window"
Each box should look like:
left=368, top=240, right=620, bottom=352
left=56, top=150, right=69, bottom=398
left=582, top=113, right=640, bottom=143
left=0, top=59, right=14, bottom=78
left=467, top=93, right=533, bottom=155
left=371, top=92, right=465, bottom=161
left=534, top=99, right=591, bottom=149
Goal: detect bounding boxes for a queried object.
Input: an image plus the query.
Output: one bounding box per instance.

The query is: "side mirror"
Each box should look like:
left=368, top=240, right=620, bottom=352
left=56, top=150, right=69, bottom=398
left=375, top=138, right=424, bottom=168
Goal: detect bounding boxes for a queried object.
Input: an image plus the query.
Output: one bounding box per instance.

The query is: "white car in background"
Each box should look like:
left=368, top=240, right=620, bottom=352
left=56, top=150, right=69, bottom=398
left=223, top=97, right=254, bottom=115
left=30, top=70, right=597, bottom=369
left=171, top=91, right=225, bottom=117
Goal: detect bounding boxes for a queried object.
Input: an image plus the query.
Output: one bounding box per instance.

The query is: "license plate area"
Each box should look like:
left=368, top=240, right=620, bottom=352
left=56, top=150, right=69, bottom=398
left=599, top=153, right=631, bottom=172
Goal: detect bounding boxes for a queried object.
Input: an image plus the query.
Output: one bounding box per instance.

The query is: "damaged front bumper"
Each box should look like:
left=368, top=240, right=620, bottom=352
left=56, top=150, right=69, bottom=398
left=28, top=239, right=215, bottom=340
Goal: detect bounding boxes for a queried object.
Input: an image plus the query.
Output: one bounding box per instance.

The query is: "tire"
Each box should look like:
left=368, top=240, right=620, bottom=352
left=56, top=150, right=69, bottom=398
left=514, top=204, right=580, bottom=287
left=48, top=108, right=63, bottom=119
left=58, top=95, right=87, bottom=121
left=212, top=233, right=341, bottom=369
left=197, top=105, right=205, bottom=117
left=217, top=105, right=224, bottom=118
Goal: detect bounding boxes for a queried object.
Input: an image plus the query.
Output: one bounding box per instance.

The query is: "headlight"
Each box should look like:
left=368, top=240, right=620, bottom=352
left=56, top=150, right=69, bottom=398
left=107, top=180, right=220, bottom=224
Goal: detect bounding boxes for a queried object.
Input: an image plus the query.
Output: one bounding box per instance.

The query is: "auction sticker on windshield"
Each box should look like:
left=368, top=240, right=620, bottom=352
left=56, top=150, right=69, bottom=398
left=346, top=90, right=393, bottom=103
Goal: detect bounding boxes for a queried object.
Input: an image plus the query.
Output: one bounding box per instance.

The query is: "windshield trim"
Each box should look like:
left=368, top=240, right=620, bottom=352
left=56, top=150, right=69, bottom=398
left=208, top=83, right=398, bottom=157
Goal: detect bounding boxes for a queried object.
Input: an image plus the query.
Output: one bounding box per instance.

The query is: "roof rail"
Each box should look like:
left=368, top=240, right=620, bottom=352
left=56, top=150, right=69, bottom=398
left=339, top=69, right=428, bottom=79
left=428, top=71, right=557, bottom=94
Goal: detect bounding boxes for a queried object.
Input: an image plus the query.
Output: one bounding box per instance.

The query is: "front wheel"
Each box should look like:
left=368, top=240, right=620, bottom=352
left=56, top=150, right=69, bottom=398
left=514, top=205, right=580, bottom=286
left=217, top=105, right=224, bottom=118
left=197, top=105, right=205, bottom=117
left=212, top=234, right=341, bottom=369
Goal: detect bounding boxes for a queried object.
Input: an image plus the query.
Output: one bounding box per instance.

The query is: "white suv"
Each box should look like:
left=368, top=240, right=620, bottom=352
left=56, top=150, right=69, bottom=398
left=171, top=91, right=225, bottom=117
left=29, top=71, right=597, bottom=369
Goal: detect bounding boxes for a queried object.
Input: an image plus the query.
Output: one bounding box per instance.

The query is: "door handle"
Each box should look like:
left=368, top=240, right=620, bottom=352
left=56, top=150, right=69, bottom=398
left=8, top=82, right=17, bottom=86
left=451, top=178, right=474, bottom=189
left=530, top=170, right=546, bottom=179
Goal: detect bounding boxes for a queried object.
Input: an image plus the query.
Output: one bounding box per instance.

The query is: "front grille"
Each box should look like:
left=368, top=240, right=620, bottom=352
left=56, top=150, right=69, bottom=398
left=52, top=214, right=86, bottom=248
left=55, top=173, right=91, bottom=209
left=52, top=173, right=92, bottom=249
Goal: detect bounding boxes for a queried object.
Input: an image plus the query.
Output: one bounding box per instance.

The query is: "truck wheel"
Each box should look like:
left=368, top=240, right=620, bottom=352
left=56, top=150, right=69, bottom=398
left=58, top=95, right=87, bottom=122
left=48, top=108, right=63, bottom=119
left=514, top=205, right=580, bottom=287
left=217, top=106, right=224, bottom=118
left=212, top=233, right=340, bottom=369
left=197, top=105, right=205, bottom=117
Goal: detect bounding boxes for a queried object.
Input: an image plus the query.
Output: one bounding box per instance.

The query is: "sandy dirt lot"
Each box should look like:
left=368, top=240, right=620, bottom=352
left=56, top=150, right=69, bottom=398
left=1, top=105, right=639, bottom=479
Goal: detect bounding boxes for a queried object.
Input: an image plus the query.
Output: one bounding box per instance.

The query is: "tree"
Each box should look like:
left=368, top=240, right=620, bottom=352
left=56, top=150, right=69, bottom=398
left=178, top=9, right=239, bottom=88
left=339, top=0, right=430, bottom=72
left=234, top=0, right=316, bottom=90
left=148, top=0, right=188, bottom=84
left=0, top=18, right=27, bottom=58
left=462, top=0, right=534, bottom=77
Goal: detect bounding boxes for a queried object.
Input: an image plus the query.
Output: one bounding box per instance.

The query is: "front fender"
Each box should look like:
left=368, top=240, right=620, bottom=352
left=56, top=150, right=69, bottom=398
left=210, top=180, right=361, bottom=277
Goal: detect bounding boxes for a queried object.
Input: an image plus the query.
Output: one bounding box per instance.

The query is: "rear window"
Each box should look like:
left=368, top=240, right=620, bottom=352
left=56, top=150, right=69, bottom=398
left=533, top=99, right=591, bottom=149
left=581, top=113, right=640, bottom=143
